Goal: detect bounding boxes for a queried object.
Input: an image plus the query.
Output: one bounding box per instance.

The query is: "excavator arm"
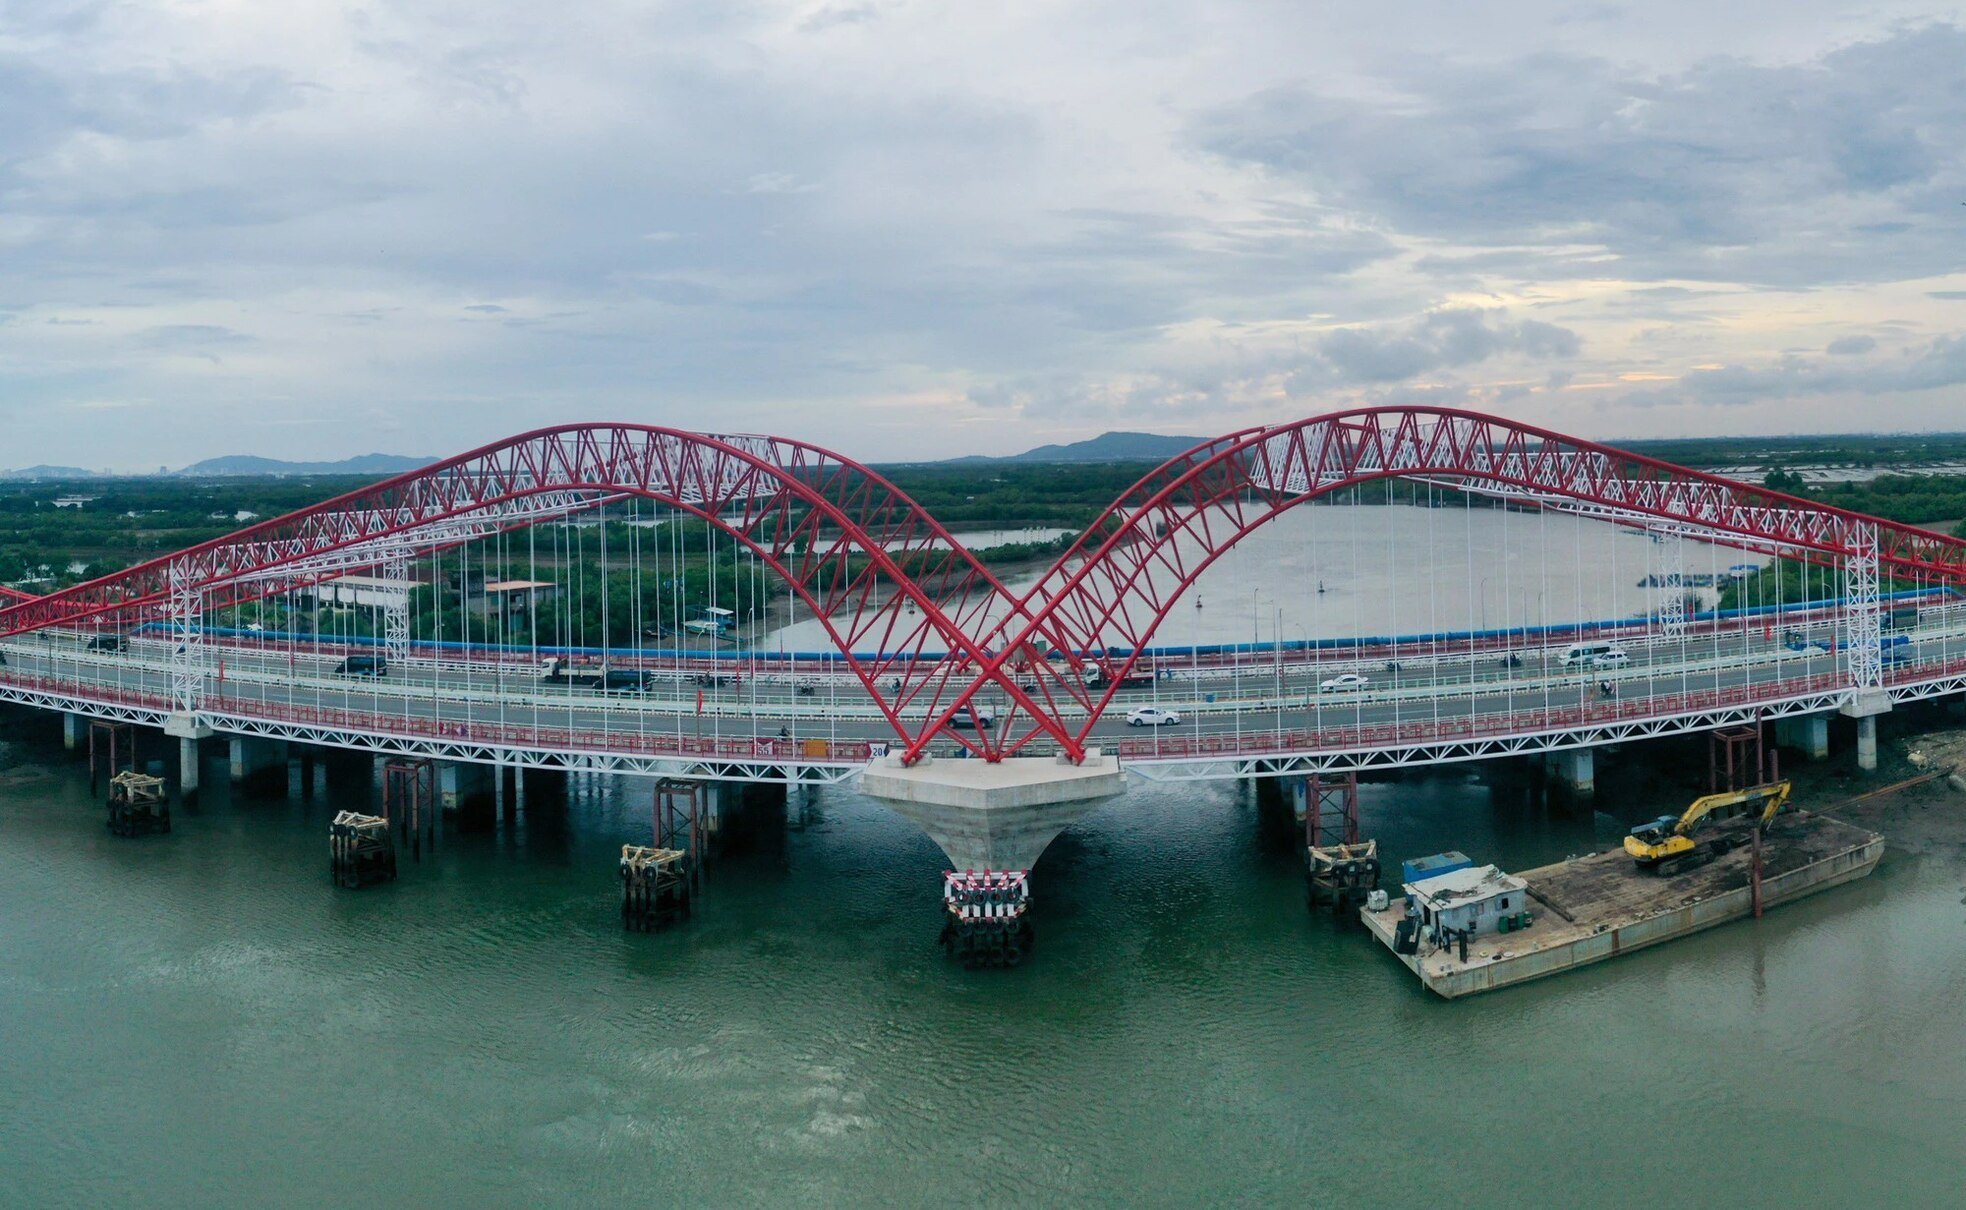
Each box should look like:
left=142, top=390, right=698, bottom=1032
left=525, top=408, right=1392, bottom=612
left=1673, top=781, right=1791, bottom=837
left=1624, top=780, right=1791, bottom=870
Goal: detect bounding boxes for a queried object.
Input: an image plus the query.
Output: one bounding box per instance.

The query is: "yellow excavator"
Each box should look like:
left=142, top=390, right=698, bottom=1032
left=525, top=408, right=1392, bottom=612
left=1624, top=781, right=1792, bottom=876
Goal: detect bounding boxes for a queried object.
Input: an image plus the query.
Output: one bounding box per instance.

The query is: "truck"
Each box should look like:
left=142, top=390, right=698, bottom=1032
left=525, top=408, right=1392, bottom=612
left=539, top=657, right=601, bottom=689
left=1080, top=662, right=1160, bottom=692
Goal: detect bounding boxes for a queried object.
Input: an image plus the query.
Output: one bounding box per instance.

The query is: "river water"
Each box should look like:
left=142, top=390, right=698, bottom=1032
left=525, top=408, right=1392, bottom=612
left=5, top=715, right=1964, bottom=1205
left=770, top=504, right=1766, bottom=652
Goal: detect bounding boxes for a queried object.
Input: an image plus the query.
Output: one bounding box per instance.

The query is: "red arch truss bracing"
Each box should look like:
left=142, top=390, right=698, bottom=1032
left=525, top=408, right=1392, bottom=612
left=0, top=425, right=1083, bottom=755
left=8, top=409, right=1963, bottom=765
left=911, top=406, right=1966, bottom=760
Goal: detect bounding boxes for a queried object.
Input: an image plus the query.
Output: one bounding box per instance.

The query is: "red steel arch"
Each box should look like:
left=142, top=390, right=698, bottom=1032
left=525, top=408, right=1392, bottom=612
left=0, top=424, right=1080, bottom=755
left=10, top=410, right=1964, bottom=764
left=914, top=406, right=1966, bottom=760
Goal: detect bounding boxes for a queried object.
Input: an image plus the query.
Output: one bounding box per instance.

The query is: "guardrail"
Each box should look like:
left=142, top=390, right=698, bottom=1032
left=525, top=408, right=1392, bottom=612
left=6, top=651, right=1963, bottom=769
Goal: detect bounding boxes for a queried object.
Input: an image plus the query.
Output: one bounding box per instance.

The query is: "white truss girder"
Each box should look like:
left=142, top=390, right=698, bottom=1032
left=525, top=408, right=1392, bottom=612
left=1846, top=522, right=1883, bottom=692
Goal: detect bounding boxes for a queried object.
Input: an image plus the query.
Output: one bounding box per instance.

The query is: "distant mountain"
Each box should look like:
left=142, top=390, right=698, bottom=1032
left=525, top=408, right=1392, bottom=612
left=948, top=430, right=1207, bottom=464
left=0, top=464, right=104, bottom=481
left=173, top=453, right=435, bottom=478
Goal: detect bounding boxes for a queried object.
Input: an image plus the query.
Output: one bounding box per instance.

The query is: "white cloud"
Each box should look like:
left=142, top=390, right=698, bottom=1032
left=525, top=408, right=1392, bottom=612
left=0, top=2, right=1962, bottom=468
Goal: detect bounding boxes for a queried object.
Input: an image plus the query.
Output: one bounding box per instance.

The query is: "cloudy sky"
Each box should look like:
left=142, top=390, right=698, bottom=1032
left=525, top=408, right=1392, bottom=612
left=3, top=1, right=1964, bottom=468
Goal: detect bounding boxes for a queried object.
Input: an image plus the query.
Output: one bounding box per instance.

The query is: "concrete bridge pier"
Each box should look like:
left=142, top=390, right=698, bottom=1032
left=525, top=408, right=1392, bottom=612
left=860, top=752, right=1122, bottom=967
left=179, top=739, right=201, bottom=796
left=1855, top=716, right=1879, bottom=772
left=63, top=712, right=84, bottom=752
left=229, top=736, right=288, bottom=789
left=287, top=748, right=327, bottom=801
left=164, top=715, right=213, bottom=801
left=1552, top=747, right=1595, bottom=797
left=1842, top=690, right=1892, bottom=774
left=1775, top=714, right=1831, bottom=761
left=438, top=761, right=493, bottom=812
left=860, top=751, right=1126, bottom=873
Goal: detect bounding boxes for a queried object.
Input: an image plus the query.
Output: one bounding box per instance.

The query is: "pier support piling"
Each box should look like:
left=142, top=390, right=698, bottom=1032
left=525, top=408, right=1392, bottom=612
left=1554, top=747, right=1595, bottom=797
left=1840, top=690, right=1891, bottom=775
left=178, top=737, right=201, bottom=798
left=86, top=719, right=137, bottom=795
left=106, top=772, right=171, bottom=837
left=287, top=753, right=318, bottom=801
left=229, top=736, right=287, bottom=788
left=620, top=780, right=705, bottom=931
left=63, top=712, right=83, bottom=752
left=1710, top=721, right=1768, bottom=792
left=1856, top=715, right=1879, bottom=772
left=940, top=871, right=1034, bottom=968
left=1300, top=772, right=1378, bottom=917
left=621, top=845, right=691, bottom=930
left=437, top=760, right=492, bottom=812
left=381, top=759, right=436, bottom=861
left=331, top=811, right=397, bottom=888
left=1775, top=714, right=1830, bottom=762
left=163, top=715, right=211, bottom=803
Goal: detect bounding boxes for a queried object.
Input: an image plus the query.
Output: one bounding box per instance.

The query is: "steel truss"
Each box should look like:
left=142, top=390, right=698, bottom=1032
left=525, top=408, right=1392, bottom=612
left=1845, top=522, right=1883, bottom=692
left=200, top=708, right=867, bottom=785
left=921, top=407, right=1966, bottom=760
left=0, top=426, right=1087, bottom=757
left=4, top=409, right=1963, bottom=766
left=1659, top=529, right=1687, bottom=639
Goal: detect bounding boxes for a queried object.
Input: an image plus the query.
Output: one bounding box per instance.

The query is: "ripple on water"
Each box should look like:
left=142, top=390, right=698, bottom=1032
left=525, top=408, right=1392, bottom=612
left=4, top=734, right=1966, bottom=1202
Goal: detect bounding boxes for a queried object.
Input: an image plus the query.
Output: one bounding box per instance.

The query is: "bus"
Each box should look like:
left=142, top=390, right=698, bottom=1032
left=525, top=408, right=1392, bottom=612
left=683, top=606, right=736, bottom=637
left=1559, top=640, right=1627, bottom=667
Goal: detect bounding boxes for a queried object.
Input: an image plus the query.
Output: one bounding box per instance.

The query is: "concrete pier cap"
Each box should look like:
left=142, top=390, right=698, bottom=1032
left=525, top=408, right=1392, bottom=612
left=858, top=749, right=1126, bottom=872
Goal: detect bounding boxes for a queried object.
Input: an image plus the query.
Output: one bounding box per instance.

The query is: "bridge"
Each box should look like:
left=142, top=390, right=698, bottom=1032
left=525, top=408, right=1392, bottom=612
left=3, top=408, right=1963, bottom=895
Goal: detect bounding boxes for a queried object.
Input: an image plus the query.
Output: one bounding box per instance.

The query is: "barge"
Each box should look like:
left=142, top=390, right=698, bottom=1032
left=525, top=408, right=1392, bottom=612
left=1361, top=812, right=1883, bottom=999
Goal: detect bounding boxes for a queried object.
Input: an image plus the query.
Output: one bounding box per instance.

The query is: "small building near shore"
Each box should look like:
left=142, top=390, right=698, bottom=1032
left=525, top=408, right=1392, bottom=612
left=291, top=573, right=423, bottom=613
left=1404, top=864, right=1529, bottom=938
left=475, top=580, right=556, bottom=631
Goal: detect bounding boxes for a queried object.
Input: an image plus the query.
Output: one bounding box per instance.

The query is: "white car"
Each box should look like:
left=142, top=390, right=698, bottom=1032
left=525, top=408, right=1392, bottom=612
left=1126, top=706, right=1182, bottom=726
left=1590, top=650, right=1630, bottom=668
left=1319, top=673, right=1370, bottom=692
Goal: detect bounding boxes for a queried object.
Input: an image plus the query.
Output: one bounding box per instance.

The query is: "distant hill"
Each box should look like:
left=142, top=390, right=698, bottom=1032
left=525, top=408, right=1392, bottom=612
left=948, top=430, right=1207, bottom=464
left=173, top=453, right=435, bottom=478
left=0, top=464, right=104, bottom=481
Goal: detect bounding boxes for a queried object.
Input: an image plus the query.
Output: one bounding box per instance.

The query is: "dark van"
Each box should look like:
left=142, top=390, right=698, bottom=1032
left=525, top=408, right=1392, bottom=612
left=333, top=654, right=388, bottom=678
left=87, top=634, right=126, bottom=653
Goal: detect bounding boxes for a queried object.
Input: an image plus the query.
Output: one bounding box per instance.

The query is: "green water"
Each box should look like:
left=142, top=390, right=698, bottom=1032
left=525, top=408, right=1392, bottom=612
left=3, top=718, right=1964, bottom=1207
